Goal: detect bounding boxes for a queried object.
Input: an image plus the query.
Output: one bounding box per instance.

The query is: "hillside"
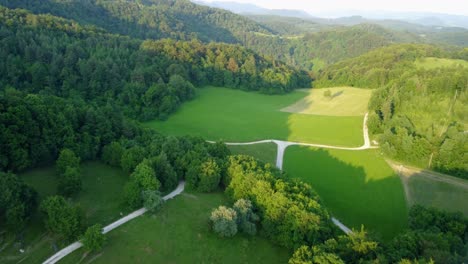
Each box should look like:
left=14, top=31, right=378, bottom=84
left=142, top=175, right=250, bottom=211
left=316, top=44, right=468, bottom=178
left=0, top=0, right=271, bottom=43
left=0, top=6, right=309, bottom=120
left=242, top=24, right=418, bottom=71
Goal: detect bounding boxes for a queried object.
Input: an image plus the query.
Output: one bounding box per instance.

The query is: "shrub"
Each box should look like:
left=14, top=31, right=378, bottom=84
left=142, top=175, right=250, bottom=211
left=82, top=224, right=106, bottom=252
left=210, top=206, right=238, bottom=238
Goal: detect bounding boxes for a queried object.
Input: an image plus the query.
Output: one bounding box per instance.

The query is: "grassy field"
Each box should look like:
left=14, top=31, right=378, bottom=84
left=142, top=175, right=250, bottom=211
left=407, top=177, right=468, bottom=216
left=281, top=87, right=372, bottom=116
left=228, top=143, right=277, bottom=165
left=145, top=87, right=364, bottom=147
left=415, top=57, right=468, bottom=69
left=391, top=163, right=468, bottom=217
left=0, top=162, right=128, bottom=264
left=283, top=146, right=408, bottom=240
left=61, top=192, right=290, bottom=264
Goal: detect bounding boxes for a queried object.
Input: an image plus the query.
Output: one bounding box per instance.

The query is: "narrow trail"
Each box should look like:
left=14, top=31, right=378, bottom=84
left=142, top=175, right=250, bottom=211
left=45, top=113, right=372, bottom=263
left=212, top=113, right=376, bottom=234
left=214, top=113, right=377, bottom=169
left=43, top=182, right=186, bottom=264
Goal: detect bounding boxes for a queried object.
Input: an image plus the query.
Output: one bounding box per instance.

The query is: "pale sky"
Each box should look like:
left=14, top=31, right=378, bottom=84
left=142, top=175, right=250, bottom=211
left=204, top=0, right=468, bottom=16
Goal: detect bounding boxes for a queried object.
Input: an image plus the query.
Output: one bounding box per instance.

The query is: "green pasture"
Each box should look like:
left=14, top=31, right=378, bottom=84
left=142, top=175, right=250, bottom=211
left=0, top=162, right=128, bottom=264
left=406, top=174, right=468, bottom=216
left=283, top=146, right=408, bottom=240
left=228, top=143, right=278, bottom=165
left=145, top=87, right=364, bottom=147
left=415, top=57, right=468, bottom=70
left=61, top=192, right=290, bottom=264
left=281, top=87, right=372, bottom=116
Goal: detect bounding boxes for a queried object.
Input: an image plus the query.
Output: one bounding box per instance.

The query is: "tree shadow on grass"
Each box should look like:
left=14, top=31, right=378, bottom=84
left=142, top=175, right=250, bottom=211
left=283, top=146, right=408, bottom=241
left=331, top=90, right=344, bottom=99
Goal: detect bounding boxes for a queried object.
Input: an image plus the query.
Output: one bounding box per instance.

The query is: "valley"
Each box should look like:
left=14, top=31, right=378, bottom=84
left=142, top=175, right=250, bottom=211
left=0, top=1, right=467, bottom=263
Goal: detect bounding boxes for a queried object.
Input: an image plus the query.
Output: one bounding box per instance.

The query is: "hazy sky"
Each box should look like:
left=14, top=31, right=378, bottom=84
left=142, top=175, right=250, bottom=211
left=204, top=0, right=468, bottom=16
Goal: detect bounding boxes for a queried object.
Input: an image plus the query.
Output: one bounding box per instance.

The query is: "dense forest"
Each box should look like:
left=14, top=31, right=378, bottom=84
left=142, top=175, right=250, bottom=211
left=316, top=44, right=468, bottom=178
left=0, top=0, right=271, bottom=43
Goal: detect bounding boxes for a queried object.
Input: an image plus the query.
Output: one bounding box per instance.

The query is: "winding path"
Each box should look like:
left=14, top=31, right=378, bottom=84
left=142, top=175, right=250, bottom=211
left=217, top=112, right=376, bottom=169
left=213, top=113, right=377, bottom=234
left=44, top=113, right=372, bottom=263
left=43, top=182, right=186, bottom=264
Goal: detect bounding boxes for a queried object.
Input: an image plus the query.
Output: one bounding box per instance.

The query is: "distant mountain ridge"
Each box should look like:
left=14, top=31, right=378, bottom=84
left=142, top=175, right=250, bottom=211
left=196, top=1, right=468, bottom=29
left=194, top=0, right=311, bottom=18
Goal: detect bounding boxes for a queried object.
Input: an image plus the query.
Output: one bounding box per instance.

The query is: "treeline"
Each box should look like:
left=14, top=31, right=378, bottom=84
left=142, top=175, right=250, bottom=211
left=0, top=0, right=270, bottom=43
left=141, top=39, right=311, bottom=93
left=0, top=6, right=309, bottom=121
left=314, top=44, right=468, bottom=178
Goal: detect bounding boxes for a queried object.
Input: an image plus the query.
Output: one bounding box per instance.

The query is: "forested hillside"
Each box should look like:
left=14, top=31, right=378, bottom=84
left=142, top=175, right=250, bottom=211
left=316, top=44, right=468, bottom=178
left=0, top=6, right=309, bottom=121
left=242, top=24, right=419, bottom=71
left=0, top=0, right=270, bottom=43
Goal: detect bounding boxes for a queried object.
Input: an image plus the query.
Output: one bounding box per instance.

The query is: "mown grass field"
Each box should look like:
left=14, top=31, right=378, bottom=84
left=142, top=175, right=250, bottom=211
left=415, top=57, right=468, bottom=69
left=393, top=166, right=468, bottom=217
left=61, top=192, right=290, bottom=264
left=407, top=176, right=468, bottom=216
left=228, top=143, right=277, bottom=165
left=0, top=162, right=128, bottom=264
left=281, top=87, right=372, bottom=116
left=145, top=87, right=364, bottom=147
left=283, top=146, right=408, bottom=240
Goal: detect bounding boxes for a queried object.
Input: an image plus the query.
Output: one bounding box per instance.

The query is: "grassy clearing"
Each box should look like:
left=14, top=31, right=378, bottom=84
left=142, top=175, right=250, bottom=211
left=61, top=192, right=290, bottom=264
left=228, top=143, right=277, bottom=165
left=0, top=162, right=128, bottom=264
left=283, top=146, right=408, bottom=240
left=145, top=87, right=364, bottom=147
left=281, top=87, right=372, bottom=116
left=407, top=177, right=468, bottom=216
left=415, top=57, right=468, bottom=70
left=391, top=163, right=468, bottom=217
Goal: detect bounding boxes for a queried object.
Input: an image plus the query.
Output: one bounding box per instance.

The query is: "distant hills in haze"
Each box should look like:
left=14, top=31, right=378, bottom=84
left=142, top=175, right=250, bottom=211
left=195, top=0, right=468, bottom=29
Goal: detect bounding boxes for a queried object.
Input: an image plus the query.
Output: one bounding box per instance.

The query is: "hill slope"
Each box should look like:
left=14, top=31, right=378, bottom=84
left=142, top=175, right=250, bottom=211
left=316, top=44, right=468, bottom=177
left=0, top=0, right=271, bottom=43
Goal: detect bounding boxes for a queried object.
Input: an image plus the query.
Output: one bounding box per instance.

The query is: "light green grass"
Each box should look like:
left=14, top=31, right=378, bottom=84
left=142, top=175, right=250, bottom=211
left=228, top=143, right=277, bottom=165
left=145, top=87, right=364, bottom=147
left=283, top=146, right=408, bottom=240
left=0, top=162, right=128, bottom=264
left=407, top=175, right=468, bottom=216
left=61, top=192, right=290, bottom=264
left=415, top=57, right=468, bottom=70
left=281, top=87, right=372, bottom=116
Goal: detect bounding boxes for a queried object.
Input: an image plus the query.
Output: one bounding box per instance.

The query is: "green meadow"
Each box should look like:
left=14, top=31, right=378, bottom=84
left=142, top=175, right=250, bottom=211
left=145, top=87, right=364, bottom=147
left=283, top=146, right=408, bottom=240
left=61, top=192, right=290, bottom=264
left=282, top=87, right=372, bottom=116
left=0, top=162, right=129, bottom=264
left=228, top=143, right=278, bottom=165
left=406, top=174, right=468, bottom=217
left=415, top=57, right=468, bottom=70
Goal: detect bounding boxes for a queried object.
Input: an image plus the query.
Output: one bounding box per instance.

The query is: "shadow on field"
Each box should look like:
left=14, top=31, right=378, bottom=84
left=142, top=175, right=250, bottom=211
left=283, top=146, right=408, bottom=240
left=331, top=90, right=344, bottom=98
